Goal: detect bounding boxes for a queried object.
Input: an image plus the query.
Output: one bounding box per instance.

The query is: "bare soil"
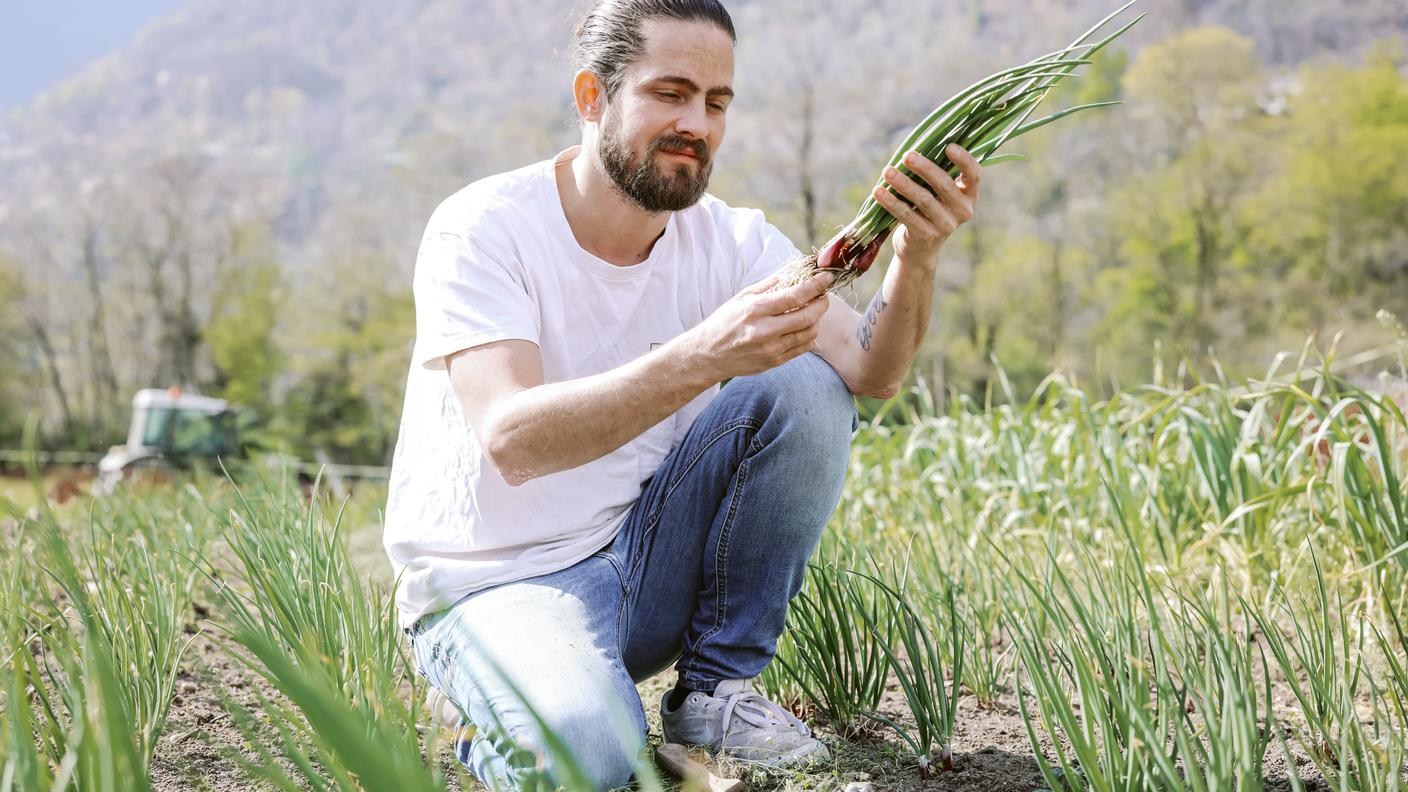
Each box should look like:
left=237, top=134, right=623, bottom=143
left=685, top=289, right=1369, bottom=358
left=150, top=627, right=294, bottom=792
left=151, top=620, right=1334, bottom=792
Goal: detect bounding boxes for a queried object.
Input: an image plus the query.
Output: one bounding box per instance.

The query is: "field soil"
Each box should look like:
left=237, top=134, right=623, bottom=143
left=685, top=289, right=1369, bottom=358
left=151, top=630, right=269, bottom=792
left=151, top=608, right=1332, bottom=792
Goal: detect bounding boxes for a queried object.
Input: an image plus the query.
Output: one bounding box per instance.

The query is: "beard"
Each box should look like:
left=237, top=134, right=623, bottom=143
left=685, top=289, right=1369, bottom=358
left=598, top=112, right=713, bottom=213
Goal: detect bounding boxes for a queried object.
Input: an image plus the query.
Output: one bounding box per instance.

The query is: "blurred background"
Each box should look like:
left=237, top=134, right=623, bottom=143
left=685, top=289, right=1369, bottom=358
left=1, top=0, right=1405, bottom=467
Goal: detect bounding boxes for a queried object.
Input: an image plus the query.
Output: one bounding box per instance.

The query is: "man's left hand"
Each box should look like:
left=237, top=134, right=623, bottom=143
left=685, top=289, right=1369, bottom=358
left=870, top=142, right=982, bottom=269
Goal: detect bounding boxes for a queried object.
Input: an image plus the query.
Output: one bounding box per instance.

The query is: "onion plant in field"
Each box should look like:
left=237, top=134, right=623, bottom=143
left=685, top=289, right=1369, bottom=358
left=956, top=567, right=1014, bottom=709
left=221, top=623, right=659, bottom=792
left=2, top=620, right=158, bottom=792
left=210, top=471, right=411, bottom=703
left=218, top=623, right=459, bottom=792
left=1297, top=379, right=1408, bottom=577
left=800, top=343, right=1407, bottom=785
left=206, top=472, right=664, bottom=791
left=32, top=509, right=202, bottom=766
left=1378, top=598, right=1408, bottom=746
left=1008, top=556, right=1281, bottom=792
left=1251, top=552, right=1366, bottom=767
left=1249, top=552, right=1408, bottom=791
left=770, top=563, right=894, bottom=737
left=0, top=476, right=220, bottom=790
left=1007, top=546, right=1187, bottom=792
left=904, top=533, right=1014, bottom=709
left=1167, top=590, right=1276, bottom=791
left=852, top=569, right=965, bottom=777
left=203, top=471, right=429, bottom=777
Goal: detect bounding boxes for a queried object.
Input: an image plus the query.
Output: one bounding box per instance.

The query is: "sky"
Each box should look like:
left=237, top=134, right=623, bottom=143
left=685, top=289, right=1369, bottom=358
left=0, top=0, right=186, bottom=109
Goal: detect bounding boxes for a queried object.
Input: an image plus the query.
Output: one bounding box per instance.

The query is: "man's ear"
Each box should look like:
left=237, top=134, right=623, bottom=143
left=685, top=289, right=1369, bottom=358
left=573, top=70, right=606, bottom=123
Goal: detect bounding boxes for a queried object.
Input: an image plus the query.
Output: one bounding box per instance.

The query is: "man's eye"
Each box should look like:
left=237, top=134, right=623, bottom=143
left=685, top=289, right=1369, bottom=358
left=709, top=103, right=726, bottom=113
left=655, top=91, right=681, bottom=101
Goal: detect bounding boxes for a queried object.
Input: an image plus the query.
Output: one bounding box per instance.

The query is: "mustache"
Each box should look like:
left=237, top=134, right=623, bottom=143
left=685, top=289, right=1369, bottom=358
left=650, top=135, right=710, bottom=164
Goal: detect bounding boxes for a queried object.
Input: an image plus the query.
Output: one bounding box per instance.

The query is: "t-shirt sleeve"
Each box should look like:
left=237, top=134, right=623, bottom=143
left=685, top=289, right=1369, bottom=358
left=411, top=228, right=540, bottom=371
left=733, top=209, right=804, bottom=295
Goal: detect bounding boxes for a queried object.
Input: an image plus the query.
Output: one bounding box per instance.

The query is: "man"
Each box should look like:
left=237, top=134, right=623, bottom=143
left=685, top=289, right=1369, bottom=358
left=383, top=0, right=980, bottom=787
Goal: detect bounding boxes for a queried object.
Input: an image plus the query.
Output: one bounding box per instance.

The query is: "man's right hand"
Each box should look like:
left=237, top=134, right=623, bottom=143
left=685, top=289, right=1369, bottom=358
left=683, top=270, right=835, bottom=381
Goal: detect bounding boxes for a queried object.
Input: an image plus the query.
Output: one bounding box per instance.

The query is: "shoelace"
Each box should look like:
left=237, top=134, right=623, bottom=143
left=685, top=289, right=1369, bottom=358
left=718, top=689, right=812, bottom=739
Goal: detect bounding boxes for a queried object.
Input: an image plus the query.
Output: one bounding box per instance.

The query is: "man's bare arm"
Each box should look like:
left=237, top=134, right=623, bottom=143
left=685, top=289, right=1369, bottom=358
left=448, top=270, right=835, bottom=486
left=812, top=144, right=981, bottom=398
left=449, top=336, right=716, bottom=486
left=811, top=263, right=931, bottom=400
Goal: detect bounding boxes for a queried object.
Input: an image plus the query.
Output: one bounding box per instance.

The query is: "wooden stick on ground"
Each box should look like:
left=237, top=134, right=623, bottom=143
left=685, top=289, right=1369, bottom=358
left=654, top=743, right=747, bottom=792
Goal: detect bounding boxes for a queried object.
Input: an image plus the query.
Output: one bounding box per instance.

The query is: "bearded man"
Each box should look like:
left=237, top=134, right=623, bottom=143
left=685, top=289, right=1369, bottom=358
left=383, top=0, right=981, bottom=787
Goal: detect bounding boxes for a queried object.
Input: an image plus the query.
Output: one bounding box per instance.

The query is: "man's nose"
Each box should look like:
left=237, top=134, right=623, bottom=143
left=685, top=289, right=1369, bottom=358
left=673, top=98, right=709, bottom=140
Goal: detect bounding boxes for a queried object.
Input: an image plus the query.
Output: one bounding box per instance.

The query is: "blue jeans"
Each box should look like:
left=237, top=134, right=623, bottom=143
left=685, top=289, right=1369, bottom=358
left=408, top=352, right=858, bottom=789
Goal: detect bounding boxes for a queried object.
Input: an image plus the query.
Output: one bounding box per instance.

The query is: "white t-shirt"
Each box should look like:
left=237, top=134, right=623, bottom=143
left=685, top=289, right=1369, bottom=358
left=384, top=146, right=802, bottom=629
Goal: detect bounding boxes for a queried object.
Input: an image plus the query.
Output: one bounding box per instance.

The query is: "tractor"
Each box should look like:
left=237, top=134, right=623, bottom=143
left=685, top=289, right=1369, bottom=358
left=96, top=388, right=241, bottom=492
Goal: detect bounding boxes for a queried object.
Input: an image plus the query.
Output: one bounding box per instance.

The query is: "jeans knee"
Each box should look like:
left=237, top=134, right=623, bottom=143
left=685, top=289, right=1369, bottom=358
left=753, top=353, right=857, bottom=457
left=470, top=711, right=640, bottom=790
left=537, top=704, right=643, bottom=789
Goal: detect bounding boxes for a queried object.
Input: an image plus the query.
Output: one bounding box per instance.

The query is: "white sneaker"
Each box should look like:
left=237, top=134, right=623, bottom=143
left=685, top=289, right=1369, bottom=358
left=659, top=679, right=830, bottom=767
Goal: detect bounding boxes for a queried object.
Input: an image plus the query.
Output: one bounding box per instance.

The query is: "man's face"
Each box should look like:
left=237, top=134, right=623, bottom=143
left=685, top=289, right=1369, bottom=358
left=597, top=18, right=735, bottom=213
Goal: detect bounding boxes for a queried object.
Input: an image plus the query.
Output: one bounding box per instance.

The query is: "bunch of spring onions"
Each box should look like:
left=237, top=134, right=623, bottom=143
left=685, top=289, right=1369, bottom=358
left=780, top=1, right=1143, bottom=290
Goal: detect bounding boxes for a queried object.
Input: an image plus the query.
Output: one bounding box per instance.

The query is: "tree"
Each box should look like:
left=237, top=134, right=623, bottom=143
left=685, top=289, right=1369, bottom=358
left=1242, top=41, right=1408, bottom=338
left=205, top=225, right=285, bottom=413
left=0, top=257, right=34, bottom=446
left=1099, top=27, right=1267, bottom=370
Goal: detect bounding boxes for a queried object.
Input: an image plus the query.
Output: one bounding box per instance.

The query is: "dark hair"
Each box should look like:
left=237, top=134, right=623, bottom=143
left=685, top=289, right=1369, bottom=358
left=573, top=0, right=736, bottom=100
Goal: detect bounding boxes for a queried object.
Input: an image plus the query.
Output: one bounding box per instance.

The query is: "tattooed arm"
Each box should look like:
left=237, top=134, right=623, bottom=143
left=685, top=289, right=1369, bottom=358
left=812, top=256, right=937, bottom=400
left=854, top=289, right=889, bottom=352
left=812, top=142, right=979, bottom=398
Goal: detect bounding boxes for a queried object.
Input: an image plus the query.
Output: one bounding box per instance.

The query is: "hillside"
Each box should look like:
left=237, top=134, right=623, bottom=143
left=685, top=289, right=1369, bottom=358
left=1, top=0, right=1405, bottom=459
left=3, top=0, right=1403, bottom=247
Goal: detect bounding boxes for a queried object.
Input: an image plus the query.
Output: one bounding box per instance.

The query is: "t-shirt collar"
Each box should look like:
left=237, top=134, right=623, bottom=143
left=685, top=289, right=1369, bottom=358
left=544, top=146, right=676, bottom=281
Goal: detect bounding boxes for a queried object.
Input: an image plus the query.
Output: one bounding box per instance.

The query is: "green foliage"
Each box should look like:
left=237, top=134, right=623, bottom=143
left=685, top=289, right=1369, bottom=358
left=0, top=257, right=30, bottom=447
left=219, top=626, right=450, bottom=792
left=785, top=349, right=1408, bottom=784
left=1243, top=48, right=1408, bottom=326
left=855, top=570, right=965, bottom=776
left=1122, top=27, right=1263, bottom=135
left=208, top=471, right=664, bottom=791
left=0, top=476, right=216, bottom=790
left=6, top=350, right=1408, bottom=788
left=272, top=258, right=414, bottom=465
left=9, top=18, right=1408, bottom=458
left=208, top=470, right=415, bottom=726
left=206, top=255, right=284, bottom=411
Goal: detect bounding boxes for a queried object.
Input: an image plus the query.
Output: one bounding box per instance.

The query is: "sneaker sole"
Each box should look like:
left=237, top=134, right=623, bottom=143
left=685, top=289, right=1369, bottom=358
left=724, top=739, right=831, bottom=769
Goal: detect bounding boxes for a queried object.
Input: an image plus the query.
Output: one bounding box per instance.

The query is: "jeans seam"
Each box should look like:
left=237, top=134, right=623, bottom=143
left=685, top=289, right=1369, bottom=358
left=653, top=417, right=761, bottom=523
left=680, top=445, right=752, bottom=680
left=615, top=591, right=628, bottom=653
left=630, top=417, right=761, bottom=582
left=591, top=549, right=630, bottom=651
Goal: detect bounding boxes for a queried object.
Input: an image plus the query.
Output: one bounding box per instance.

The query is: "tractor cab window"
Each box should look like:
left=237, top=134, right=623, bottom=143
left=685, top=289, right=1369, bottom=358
left=141, top=408, right=175, bottom=448
left=170, top=410, right=229, bottom=456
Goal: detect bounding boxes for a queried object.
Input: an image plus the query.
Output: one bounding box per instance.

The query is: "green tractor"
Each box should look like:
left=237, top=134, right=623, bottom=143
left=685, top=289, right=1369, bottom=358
left=96, top=388, right=242, bottom=492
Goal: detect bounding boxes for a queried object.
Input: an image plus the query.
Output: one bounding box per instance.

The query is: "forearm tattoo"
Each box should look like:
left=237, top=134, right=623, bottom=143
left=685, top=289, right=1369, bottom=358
left=854, top=291, right=889, bottom=352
